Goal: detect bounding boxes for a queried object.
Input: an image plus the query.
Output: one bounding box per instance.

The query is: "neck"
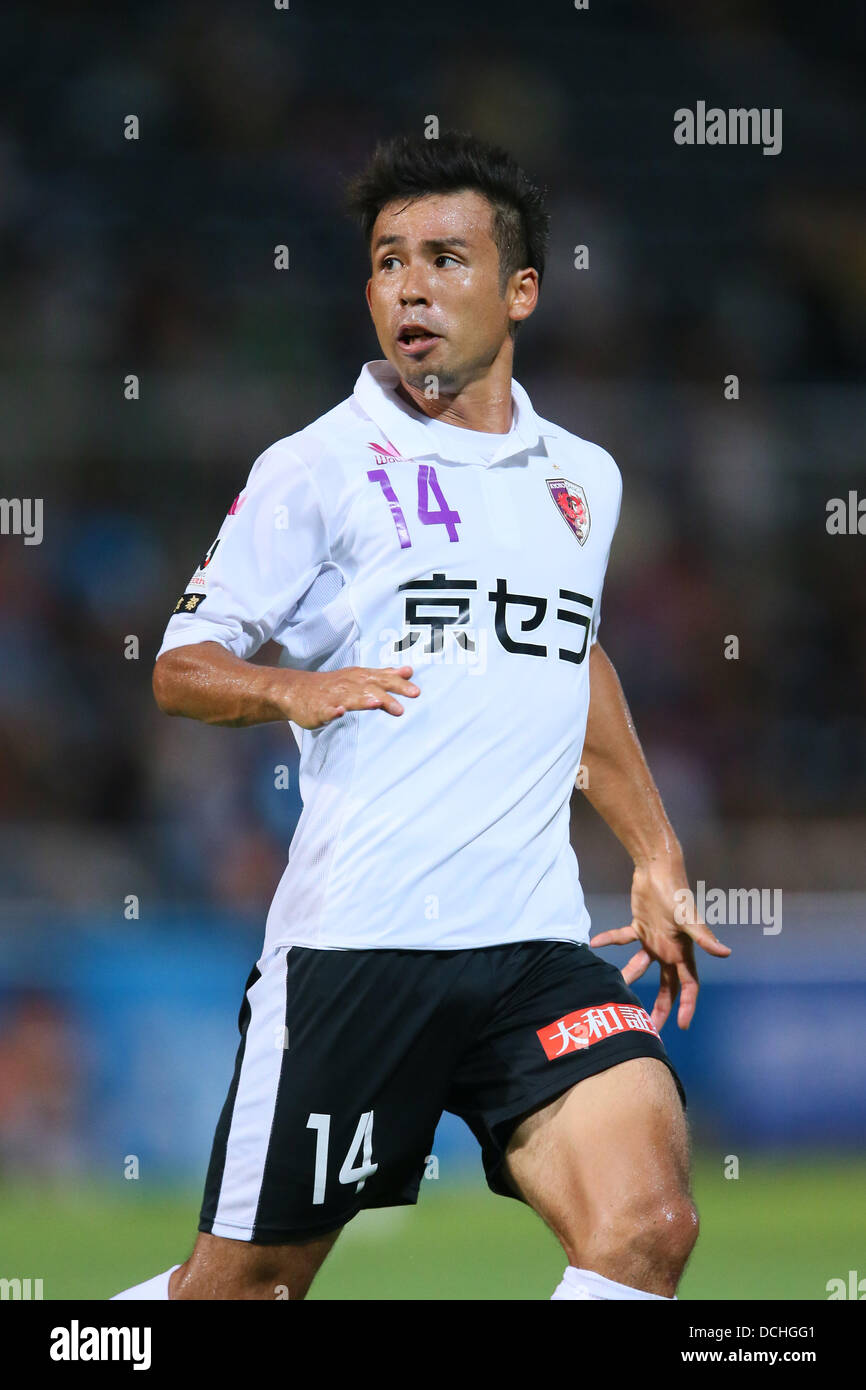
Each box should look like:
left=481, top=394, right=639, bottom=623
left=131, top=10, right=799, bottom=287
left=395, top=339, right=515, bottom=433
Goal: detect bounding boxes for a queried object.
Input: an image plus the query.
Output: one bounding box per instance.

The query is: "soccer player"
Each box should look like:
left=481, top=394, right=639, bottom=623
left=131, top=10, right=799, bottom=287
left=113, top=131, right=730, bottom=1302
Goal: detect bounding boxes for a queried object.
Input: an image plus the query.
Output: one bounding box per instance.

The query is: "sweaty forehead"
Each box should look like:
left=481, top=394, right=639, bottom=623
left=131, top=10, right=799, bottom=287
left=373, top=190, right=496, bottom=244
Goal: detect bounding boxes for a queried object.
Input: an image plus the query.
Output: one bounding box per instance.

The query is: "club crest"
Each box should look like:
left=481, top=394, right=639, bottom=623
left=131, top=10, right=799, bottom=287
left=546, top=478, right=590, bottom=545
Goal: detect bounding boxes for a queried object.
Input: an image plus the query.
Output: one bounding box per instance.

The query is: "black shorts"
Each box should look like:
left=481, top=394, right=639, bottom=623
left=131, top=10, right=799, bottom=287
left=199, top=939, right=686, bottom=1244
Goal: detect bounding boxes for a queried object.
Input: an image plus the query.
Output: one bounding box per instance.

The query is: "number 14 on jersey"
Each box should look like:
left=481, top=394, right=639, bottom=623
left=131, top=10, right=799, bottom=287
left=368, top=465, right=461, bottom=549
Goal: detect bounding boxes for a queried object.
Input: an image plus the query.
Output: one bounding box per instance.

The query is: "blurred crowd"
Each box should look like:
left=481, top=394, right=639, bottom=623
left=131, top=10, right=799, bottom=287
left=1, top=0, right=864, bottom=910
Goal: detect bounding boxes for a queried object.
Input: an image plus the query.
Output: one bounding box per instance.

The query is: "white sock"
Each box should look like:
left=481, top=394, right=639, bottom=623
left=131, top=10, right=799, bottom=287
left=110, top=1265, right=181, bottom=1300
left=551, top=1265, right=676, bottom=1300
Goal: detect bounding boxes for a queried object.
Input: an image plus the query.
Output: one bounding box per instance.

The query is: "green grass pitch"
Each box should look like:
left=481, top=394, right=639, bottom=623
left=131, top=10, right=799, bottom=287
left=1, top=1154, right=862, bottom=1300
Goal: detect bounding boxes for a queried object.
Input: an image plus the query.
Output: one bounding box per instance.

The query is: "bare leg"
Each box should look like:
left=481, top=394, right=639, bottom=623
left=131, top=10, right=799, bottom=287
left=169, top=1227, right=342, bottom=1301
left=504, top=1057, right=697, bottom=1297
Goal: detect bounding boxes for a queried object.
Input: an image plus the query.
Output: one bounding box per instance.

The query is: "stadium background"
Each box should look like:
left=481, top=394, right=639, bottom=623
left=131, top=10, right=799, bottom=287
left=1, top=0, right=864, bottom=1299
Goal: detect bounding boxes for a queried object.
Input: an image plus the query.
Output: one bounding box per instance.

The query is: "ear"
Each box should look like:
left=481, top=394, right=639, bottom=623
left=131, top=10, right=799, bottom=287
left=508, top=267, right=539, bottom=327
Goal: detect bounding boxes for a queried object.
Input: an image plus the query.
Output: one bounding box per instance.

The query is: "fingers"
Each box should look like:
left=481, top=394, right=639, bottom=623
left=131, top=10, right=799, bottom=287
left=689, top=921, right=732, bottom=957
left=361, top=667, right=420, bottom=716
left=649, top=961, right=680, bottom=1032
left=325, top=666, right=420, bottom=721
left=362, top=691, right=402, bottom=715
left=650, top=951, right=700, bottom=1032
left=620, top=948, right=651, bottom=986
left=589, top=925, right=639, bottom=948
left=674, top=956, right=700, bottom=1031
left=592, top=912, right=710, bottom=1031
left=367, top=665, right=420, bottom=716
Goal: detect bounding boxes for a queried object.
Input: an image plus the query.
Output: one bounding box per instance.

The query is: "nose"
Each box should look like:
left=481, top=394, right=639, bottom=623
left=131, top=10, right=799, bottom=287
left=398, top=262, right=431, bottom=305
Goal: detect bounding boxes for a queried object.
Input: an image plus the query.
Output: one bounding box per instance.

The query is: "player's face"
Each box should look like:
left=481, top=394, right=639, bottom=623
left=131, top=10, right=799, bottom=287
left=365, top=190, right=536, bottom=394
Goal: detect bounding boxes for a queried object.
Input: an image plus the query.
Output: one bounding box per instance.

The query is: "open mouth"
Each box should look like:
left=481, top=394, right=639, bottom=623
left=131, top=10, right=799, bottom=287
left=396, top=325, right=442, bottom=355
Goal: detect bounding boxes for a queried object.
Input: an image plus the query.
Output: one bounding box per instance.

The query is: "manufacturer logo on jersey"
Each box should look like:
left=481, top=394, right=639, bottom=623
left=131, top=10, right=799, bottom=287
left=537, top=1002, right=658, bottom=1059
left=546, top=478, right=590, bottom=546
left=367, top=440, right=404, bottom=463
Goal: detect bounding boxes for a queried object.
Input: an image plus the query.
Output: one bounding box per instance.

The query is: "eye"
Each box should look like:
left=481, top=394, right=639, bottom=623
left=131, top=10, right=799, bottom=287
left=435, top=254, right=460, bottom=267
left=380, top=255, right=401, bottom=271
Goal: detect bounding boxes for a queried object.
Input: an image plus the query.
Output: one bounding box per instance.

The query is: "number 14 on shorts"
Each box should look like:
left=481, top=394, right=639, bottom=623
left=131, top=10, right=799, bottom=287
left=306, top=1111, right=378, bottom=1204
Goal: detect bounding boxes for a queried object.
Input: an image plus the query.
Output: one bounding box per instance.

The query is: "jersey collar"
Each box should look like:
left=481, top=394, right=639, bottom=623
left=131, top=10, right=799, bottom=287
left=353, top=359, right=554, bottom=466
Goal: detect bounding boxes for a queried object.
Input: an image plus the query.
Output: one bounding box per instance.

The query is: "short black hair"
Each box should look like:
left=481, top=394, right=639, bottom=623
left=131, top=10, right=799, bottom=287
left=345, top=130, right=550, bottom=294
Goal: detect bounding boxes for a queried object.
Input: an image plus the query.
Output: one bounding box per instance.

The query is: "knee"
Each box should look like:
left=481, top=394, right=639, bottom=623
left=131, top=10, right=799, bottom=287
left=592, top=1190, right=699, bottom=1275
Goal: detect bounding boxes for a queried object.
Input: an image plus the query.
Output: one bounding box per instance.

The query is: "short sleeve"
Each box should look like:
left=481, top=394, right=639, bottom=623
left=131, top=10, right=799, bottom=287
left=590, top=452, right=622, bottom=647
left=157, top=443, right=329, bottom=662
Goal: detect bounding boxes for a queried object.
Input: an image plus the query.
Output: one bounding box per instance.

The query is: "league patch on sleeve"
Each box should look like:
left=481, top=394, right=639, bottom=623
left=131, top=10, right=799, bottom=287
left=172, top=592, right=207, bottom=615
left=197, top=538, right=220, bottom=571
left=185, top=536, right=220, bottom=591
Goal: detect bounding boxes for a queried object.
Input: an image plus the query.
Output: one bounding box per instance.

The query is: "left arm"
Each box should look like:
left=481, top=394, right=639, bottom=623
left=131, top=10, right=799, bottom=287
left=577, top=642, right=731, bottom=1030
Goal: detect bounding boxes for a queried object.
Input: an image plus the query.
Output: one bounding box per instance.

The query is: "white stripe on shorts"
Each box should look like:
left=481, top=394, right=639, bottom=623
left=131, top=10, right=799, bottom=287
left=211, top=946, right=290, bottom=1240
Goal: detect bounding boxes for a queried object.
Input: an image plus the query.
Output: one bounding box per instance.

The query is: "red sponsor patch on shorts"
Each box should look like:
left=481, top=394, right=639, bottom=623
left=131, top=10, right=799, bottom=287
left=537, top=1002, right=659, bottom=1060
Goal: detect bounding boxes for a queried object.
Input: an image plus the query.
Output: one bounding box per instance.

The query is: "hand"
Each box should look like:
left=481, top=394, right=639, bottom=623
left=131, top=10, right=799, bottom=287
left=589, top=855, right=731, bottom=1031
left=285, top=665, right=420, bottom=730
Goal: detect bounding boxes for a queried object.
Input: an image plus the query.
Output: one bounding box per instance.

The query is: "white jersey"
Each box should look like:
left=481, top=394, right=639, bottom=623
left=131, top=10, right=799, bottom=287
left=158, top=360, right=622, bottom=951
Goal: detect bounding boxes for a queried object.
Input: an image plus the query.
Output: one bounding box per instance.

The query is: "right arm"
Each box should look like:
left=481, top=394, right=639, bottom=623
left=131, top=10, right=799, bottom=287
left=154, top=443, right=419, bottom=730
left=152, top=641, right=419, bottom=730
